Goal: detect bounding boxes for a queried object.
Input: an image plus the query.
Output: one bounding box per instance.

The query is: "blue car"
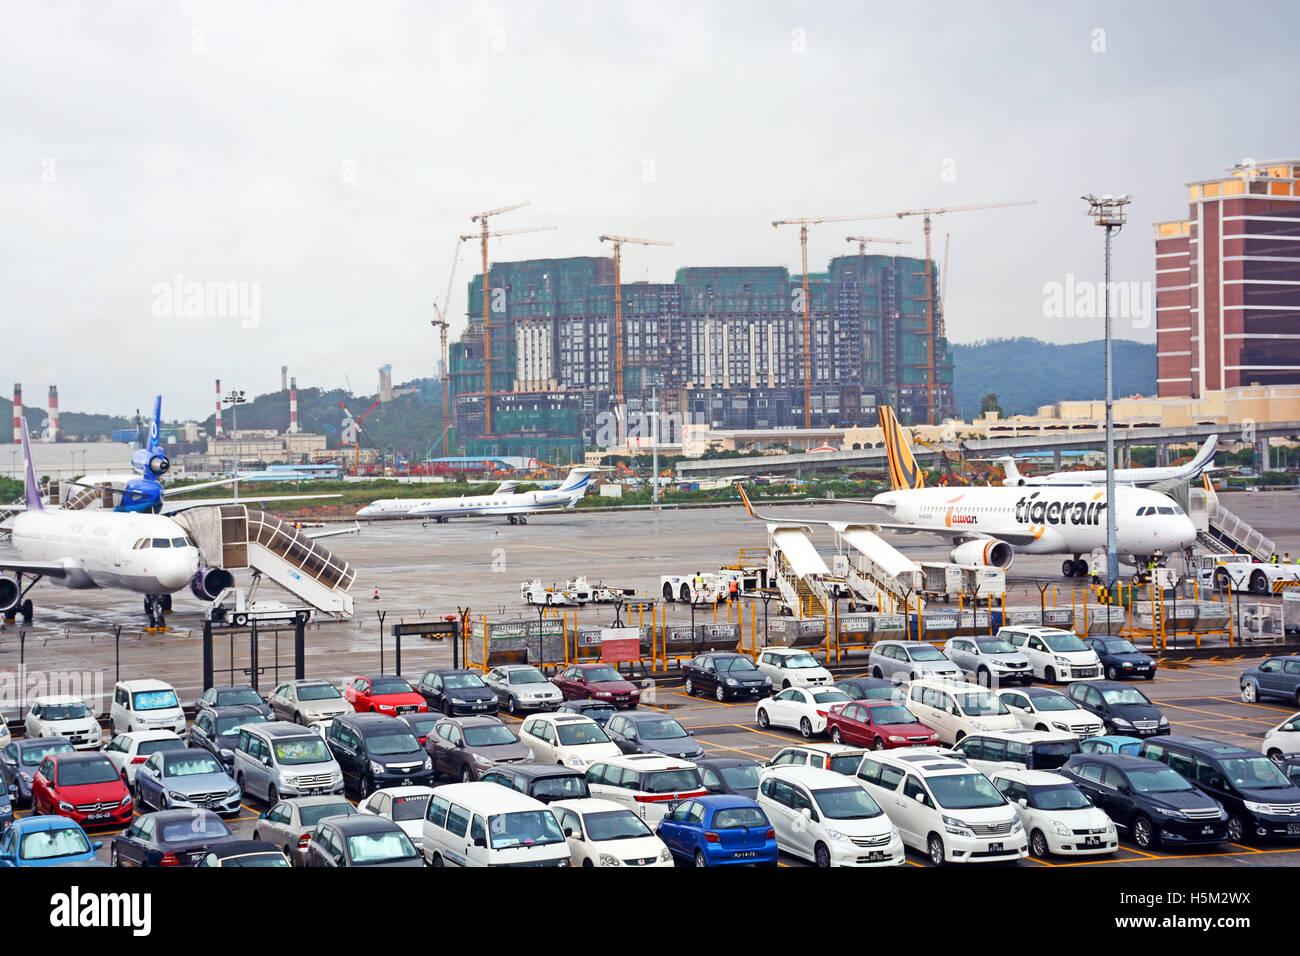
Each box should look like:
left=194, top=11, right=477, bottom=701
left=1084, top=637, right=1157, bottom=681
left=1078, top=735, right=1144, bottom=756
left=656, top=794, right=778, bottom=867
left=0, top=815, right=102, bottom=867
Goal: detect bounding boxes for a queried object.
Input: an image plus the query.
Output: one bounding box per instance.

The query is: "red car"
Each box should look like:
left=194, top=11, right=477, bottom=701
left=343, top=674, right=428, bottom=716
left=552, top=663, right=640, bottom=708
left=31, top=752, right=134, bottom=827
left=826, top=700, right=941, bottom=750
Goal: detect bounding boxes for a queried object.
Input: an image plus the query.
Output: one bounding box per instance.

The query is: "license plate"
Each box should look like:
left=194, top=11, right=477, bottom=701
left=1084, top=836, right=1101, bottom=847
left=1288, top=824, right=1300, bottom=836
left=733, top=850, right=756, bottom=858
left=474, top=704, right=490, bottom=710
left=1202, top=826, right=1215, bottom=835
left=867, top=851, right=886, bottom=862
left=397, top=706, right=417, bottom=714
left=988, top=842, right=1003, bottom=853
left=87, top=812, right=110, bottom=821
left=305, top=788, right=325, bottom=796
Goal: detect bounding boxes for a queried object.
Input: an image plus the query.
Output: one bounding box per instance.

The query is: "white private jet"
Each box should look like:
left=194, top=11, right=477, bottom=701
left=356, top=468, right=601, bottom=525
left=999, top=434, right=1218, bottom=488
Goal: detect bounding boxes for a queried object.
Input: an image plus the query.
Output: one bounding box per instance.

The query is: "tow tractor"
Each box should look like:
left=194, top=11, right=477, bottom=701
left=1196, top=553, right=1300, bottom=595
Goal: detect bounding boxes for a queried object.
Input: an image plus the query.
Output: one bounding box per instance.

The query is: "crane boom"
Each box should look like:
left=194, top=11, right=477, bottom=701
left=599, top=233, right=674, bottom=413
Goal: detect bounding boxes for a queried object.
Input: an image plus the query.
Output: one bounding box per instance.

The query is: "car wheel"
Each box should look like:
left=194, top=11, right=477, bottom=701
left=361, top=775, right=375, bottom=798
left=927, top=833, right=946, bottom=866
left=431, top=853, right=444, bottom=867
left=799, top=718, right=812, bottom=739
left=977, top=667, right=991, bottom=688
left=1241, top=681, right=1258, bottom=703
left=582, top=858, right=593, bottom=867
left=662, top=584, right=674, bottom=602
left=1267, top=749, right=1284, bottom=763
left=1045, top=666, right=1057, bottom=684
left=267, top=784, right=279, bottom=807
left=831, top=728, right=843, bottom=744
left=693, top=849, right=708, bottom=868
left=871, top=667, right=883, bottom=679
left=1030, top=829, right=1049, bottom=858
left=1227, top=815, right=1246, bottom=843
left=782, top=680, right=790, bottom=690
left=872, top=737, right=886, bottom=750
left=1106, top=665, right=1118, bottom=681
left=508, top=696, right=518, bottom=715
left=814, top=842, right=831, bottom=867
left=1144, top=671, right=1156, bottom=681
left=1132, top=815, right=1156, bottom=849
left=757, top=708, right=770, bottom=729
left=441, top=700, right=453, bottom=716
left=461, top=766, right=473, bottom=783
left=715, top=685, right=726, bottom=703
left=684, top=677, right=695, bottom=696
left=1250, top=571, right=1268, bottom=595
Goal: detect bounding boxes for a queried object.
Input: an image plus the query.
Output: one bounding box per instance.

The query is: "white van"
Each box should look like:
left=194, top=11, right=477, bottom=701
left=854, top=749, right=1028, bottom=865
left=904, top=678, right=1020, bottom=744
left=110, top=680, right=187, bottom=735
left=757, top=765, right=904, bottom=867
left=421, top=782, right=572, bottom=867
left=584, top=754, right=709, bottom=826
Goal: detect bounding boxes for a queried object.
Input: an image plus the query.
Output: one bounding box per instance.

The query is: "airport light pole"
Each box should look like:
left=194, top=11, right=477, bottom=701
left=224, top=389, right=246, bottom=500
left=1083, top=194, right=1131, bottom=600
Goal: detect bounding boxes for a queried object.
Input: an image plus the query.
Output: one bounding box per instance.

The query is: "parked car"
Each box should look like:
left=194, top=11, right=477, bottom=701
left=0, top=786, right=12, bottom=834
left=755, top=647, right=833, bottom=689
left=196, top=840, right=291, bottom=867
left=1240, top=656, right=1300, bottom=705
left=1083, top=637, right=1158, bottom=681
left=556, top=700, right=618, bottom=726
left=824, top=699, right=940, bottom=751
left=551, top=797, right=674, bottom=867
left=997, top=687, right=1105, bottom=737
left=999, top=626, right=1102, bottom=683
left=326, top=712, right=433, bottom=797
left=111, top=808, right=237, bottom=866
left=835, top=677, right=902, bottom=703
left=134, top=747, right=242, bottom=816
left=1080, top=735, right=1144, bottom=756
left=682, top=653, right=771, bottom=701
left=110, top=679, right=186, bottom=735
left=768, top=743, right=872, bottom=775
left=943, top=636, right=1033, bottom=687
left=868, top=640, right=963, bottom=682
left=951, top=729, right=1082, bottom=773
left=585, top=754, right=709, bottom=826
left=1, top=737, right=75, bottom=806
left=694, top=757, right=763, bottom=799
left=552, top=662, right=641, bottom=708
left=1262, top=713, right=1300, bottom=762
left=605, top=711, right=705, bottom=760
left=1058, top=754, right=1228, bottom=850
left=657, top=794, right=778, bottom=867
left=988, top=767, right=1118, bottom=857
left=24, top=696, right=102, bottom=750
left=196, top=684, right=273, bottom=717
left=904, top=678, right=1020, bottom=744
left=422, top=782, right=571, bottom=867
left=427, top=715, right=531, bottom=782
left=253, top=795, right=357, bottom=866
left=357, top=785, right=434, bottom=850
left=0, top=722, right=8, bottom=753
left=102, top=730, right=186, bottom=786
left=520, top=713, right=622, bottom=768
left=267, top=678, right=352, bottom=725
left=755, top=686, right=852, bottom=738
left=305, top=814, right=424, bottom=867
left=1282, top=757, right=1300, bottom=788
left=343, top=674, right=428, bottom=716
left=758, top=765, right=904, bottom=867
left=415, top=668, right=500, bottom=716
left=0, top=816, right=102, bottom=868
left=483, top=664, right=565, bottom=715
left=1064, top=681, right=1170, bottom=738
left=32, top=751, right=133, bottom=827
left=233, top=721, right=345, bottom=804
left=187, top=705, right=268, bottom=770
left=1138, top=736, right=1300, bottom=843
left=397, top=712, right=441, bottom=748
left=479, top=763, right=590, bottom=804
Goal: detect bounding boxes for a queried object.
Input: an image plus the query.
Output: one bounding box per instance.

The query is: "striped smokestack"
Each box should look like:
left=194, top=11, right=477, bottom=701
left=46, top=386, right=58, bottom=442
left=289, top=377, right=299, bottom=434
left=214, top=379, right=224, bottom=437
left=12, top=384, right=21, bottom=444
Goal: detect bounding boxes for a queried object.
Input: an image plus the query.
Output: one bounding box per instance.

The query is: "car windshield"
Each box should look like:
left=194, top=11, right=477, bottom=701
left=975, top=639, right=1017, bottom=654
left=909, top=645, right=947, bottom=662
left=1100, top=687, right=1152, bottom=706
left=1027, top=783, right=1091, bottom=811
left=224, top=853, right=290, bottom=867
left=928, top=773, right=1007, bottom=810
left=366, top=732, right=420, bottom=756
left=860, top=685, right=899, bottom=702
left=782, top=653, right=821, bottom=670
left=815, top=785, right=883, bottom=819
left=138, top=739, right=185, bottom=757
left=132, top=690, right=178, bottom=711
left=299, top=684, right=342, bottom=702
left=1031, top=743, right=1080, bottom=769
left=556, top=722, right=611, bottom=746
left=20, top=827, right=90, bottom=861
left=507, top=669, right=548, bottom=685
left=1042, top=633, right=1089, bottom=653
left=954, top=691, right=1010, bottom=717
left=59, top=759, right=119, bottom=786
left=569, top=704, right=615, bottom=720
left=644, top=769, right=703, bottom=794
left=165, top=754, right=224, bottom=777
left=1129, top=768, right=1196, bottom=793
left=299, top=802, right=356, bottom=827
left=713, top=807, right=768, bottom=828
left=463, top=724, right=519, bottom=748
left=160, top=817, right=230, bottom=841
left=370, top=679, right=413, bottom=696
left=346, top=830, right=418, bottom=863
left=715, top=657, right=758, bottom=674
left=1222, top=757, right=1293, bottom=790
left=273, top=737, right=332, bottom=765
left=583, top=809, right=652, bottom=841
left=1100, top=640, right=1140, bottom=654
left=217, top=714, right=267, bottom=736
left=581, top=667, right=623, bottom=683
left=633, top=718, right=689, bottom=741
left=217, top=689, right=264, bottom=707
left=40, top=703, right=90, bottom=721
left=533, top=776, right=588, bottom=801
left=866, top=705, right=918, bottom=725
left=391, top=794, right=430, bottom=821
left=719, top=764, right=762, bottom=790
left=22, top=742, right=73, bottom=766
left=405, top=716, right=439, bottom=736
left=488, top=809, right=565, bottom=848
left=442, top=674, right=487, bottom=690
left=1028, top=694, right=1075, bottom=712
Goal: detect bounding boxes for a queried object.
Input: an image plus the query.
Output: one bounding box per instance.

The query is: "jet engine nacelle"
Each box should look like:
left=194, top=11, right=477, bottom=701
left=0, top=576, right=19, bottom=614
left=190, top=567, right=236, bottom=601
left=949, top=539, right=1015, bottom=569
left=131, top=448, right=169, bottom=476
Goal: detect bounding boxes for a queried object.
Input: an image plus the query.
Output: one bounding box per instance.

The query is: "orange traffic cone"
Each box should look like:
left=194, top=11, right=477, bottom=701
left=373, top=587, right=380, bottom=600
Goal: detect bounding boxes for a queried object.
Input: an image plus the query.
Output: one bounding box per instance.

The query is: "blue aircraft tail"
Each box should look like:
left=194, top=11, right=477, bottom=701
left=19, top=417, right=44, bottom=511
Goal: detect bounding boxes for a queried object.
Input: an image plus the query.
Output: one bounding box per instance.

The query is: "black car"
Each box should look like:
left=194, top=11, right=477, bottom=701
left=693, top=757, right=763, bottom=800
left=0, top=784, right=13, bottom=834
left=1139, top=736, right=1300, bottom=843
left=479, top=763, right=590, bottom=804
left=304, top=815, right=423, bottom=867
left=834, top=677, right=902, bottom=703
left=1, top=736, right=74, bottom=806
left=1084, top=637, right=1157, bottom=681
left=324, top=713, right=433, bottom=797
left=1240, top=656, right=1300, bottom=705
left=188, top=705, right=269, bottom=770
left=682, top=653, right=772, bottom=701
left=603, top=711, right=704, bottom=761
left=1065, top=680, right=1170, bottom=738
left=556, top=700, right=617, bottom=727
left=398, top=712, right=442, bottom=747
left=415, top=669, right=501, bottom=716
left=1059, top=754, right=1227, bottom=850
left=1282, top=757, right=1300, bottom=788
left=196, top=685, right=273, bottom=718
left=111, top=809, right=237, bottom=867
left=196, top=839, right=291, bottom=867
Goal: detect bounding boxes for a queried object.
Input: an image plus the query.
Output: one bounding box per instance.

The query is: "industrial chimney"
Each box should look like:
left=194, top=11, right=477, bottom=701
left=12, top=384, right=22, bottom=444
left=288, top=377, right=300, bottom=434
left=214, top=379, right=224, bottom=438
left=46, top=386, right=58, bottom=443
left=281, top=365, right=288, bottom=392
left=379, top=365, right=393, bottom=403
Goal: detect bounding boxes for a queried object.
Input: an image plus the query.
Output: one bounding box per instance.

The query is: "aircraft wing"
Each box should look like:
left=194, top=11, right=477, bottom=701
left=0, top=558, right=69, bottom=579
left=305, top=522, right=359, bottom=540
left=862, top=523, right=1045, bottom=546
left=161, top=494, right=341, bottom=514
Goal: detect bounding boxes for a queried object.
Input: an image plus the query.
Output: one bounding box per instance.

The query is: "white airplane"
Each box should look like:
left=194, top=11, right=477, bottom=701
left=738, top=406, right=1197, bottom=579
left=999, top=434, right=1218, bottom=488
left=356, top=468, right=602, bottom=525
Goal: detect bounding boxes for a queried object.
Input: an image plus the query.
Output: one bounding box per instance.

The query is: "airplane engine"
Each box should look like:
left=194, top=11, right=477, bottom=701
left=190, top=566, right=235, bottom=601
left=131, top=448, right=169, bottom=476
left=0, top=576, right=19, bottom=614
left=950, top=539, right=1015, bottom=569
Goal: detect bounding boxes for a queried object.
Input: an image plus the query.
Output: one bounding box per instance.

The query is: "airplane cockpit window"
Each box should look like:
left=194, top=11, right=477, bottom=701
left=170, top=537, right=189, bottom=548
left=138, top=539, right=152, bottom=549
left=151, top=538, right=172, bottom=548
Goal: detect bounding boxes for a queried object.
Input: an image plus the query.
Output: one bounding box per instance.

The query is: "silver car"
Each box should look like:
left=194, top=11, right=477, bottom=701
left=232, top=722, right=344, bottom=804
left=868, top=641, right=964, bottom=683
left=943, top=636, right=1034, bottom=687
left=267, top=679, right=353, bottom=726
left=253, top=795, right=358, bottom=866
left=482, top=665, right=564, bottom=715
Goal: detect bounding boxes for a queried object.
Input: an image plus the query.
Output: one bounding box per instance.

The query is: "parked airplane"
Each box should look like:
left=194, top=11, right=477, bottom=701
left=356, top=468, right=601, bottom=524
left=998, top=433, right=1218, bottom=487
left=738, top=405, right=1197, bottom=579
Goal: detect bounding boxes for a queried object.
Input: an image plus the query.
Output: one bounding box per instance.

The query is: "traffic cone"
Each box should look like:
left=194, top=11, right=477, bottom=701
left=373, top=587, right=380, bottom=600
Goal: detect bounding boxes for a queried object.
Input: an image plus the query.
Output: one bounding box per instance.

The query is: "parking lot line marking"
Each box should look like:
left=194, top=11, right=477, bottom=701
left=1207, top=695, right=1295, bottom=714
left=1158, top=700, right=1278, bottom=725
left=701, top=741, right=770, bottom=760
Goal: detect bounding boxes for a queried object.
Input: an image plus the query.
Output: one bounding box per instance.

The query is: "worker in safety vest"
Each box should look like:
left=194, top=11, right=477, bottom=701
left=693, top=571, right=704, bottom=598
left=1271, top=553, right=1280, bottom=564
left=728, top=578, right=739, bottom=601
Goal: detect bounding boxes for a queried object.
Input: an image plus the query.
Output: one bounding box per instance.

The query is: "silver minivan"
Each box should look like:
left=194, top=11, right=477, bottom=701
left=232, top=721, right=344, bottom=804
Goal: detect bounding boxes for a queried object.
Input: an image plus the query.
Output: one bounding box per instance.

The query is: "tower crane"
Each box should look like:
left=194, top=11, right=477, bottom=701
left=431, top=236, right=465, bottom=457
left=597, top=234, right=673, bottom=412
left=844, top=236, right=911, bottom=256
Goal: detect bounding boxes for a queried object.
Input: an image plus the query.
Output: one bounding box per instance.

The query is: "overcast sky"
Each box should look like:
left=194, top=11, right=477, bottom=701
left=1, top=0, right=1294, bottom=420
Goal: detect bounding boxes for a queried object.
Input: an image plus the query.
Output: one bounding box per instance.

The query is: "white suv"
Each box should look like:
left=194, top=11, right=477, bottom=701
left=755, top=647, right=832, bottom=689
left=24, top=696, right=102, bottom=750
left=519, top=714, right=620, bottom=769
left=904, top=678, right=1020, bottom=744
left=1263, top=713, right=1300, bottom=762
left=987, top=767, right=1118, bottom=858
left=757, top=765, right=904, bottom=867
left=998, top=627, right=1101, bottom=683
left=110, top=680, right=187, bottom=735
left=584, top=755, right=708, bottom=826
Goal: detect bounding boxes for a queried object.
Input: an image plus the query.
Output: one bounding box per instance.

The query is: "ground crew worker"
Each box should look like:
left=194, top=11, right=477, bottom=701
left=693, top=571, right=704, bottom=598
left=728, top=578, right=739, bottom=601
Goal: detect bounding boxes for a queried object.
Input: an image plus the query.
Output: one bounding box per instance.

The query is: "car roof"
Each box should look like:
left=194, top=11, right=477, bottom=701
left=759, top=646, right=812, bottom=654
left=328, top=815, right=406, bottom=834
left=965, top=728, right=1078, bottom=743
left=286, top=678, right=335, bottom=686
left=424, top=668, right=476, bottom=677
left=283, top=794, right=355, bottom=807
left=837, top=677, right=893, bottom=687
left=765, top=765, right=862, bottom=788
left=1005, top=626, right=1075, bottom=635
left=357, top=674, right=406, bottom=682
left=339, top=712, right=409, bottom=730
left=119, top=730, right=182, bottom=741
left=529, top=713, right=596, bottom=725
left=549, top=797, right=628, bottom=815
left=439, top=715, right=504, bottom=728
left=987, top=767, right=1074, bottom=787
left=907, top=677, right=982, bottom=691
left=866, top=751, right=972, bottom=775
left=209, top=684, right=257, bottom=691
left=779, top=743, right=861, bottom=756
left=433, top=781, right=548, bottom=810
left=50, top=751, right=112, bottom=765
left=206, top=840, right=282, bottom=858
left=12, top=814, right=86, bottom=833
left=32, top=695, right=88, bottom=705
left=495, top=763, right=584, bottom=780
left=697, top=793, right=761, bottom=809
left=1087, top=680, right=1141, bottom=692
left=1068, top=753, right=1156, bottom=771
left=116, top=679, right=174, bottom=691
left=199, top=704, right=265, bottom=717
left=148, top=807, right=221, bottom=824
left=598, top=754, right=697, bottom=771
left=17, top=735, right=72, bottom=748
left=1151, top=736, right=1260, bottom=759
left=370, top=785, right=435, bottom=798
left=161, top=747, right=224, bottom=763
left=692, top=756, right=762, bottom=769
left=250, top=721, right=322, bottom=738
left=495, top=664, right=540, bottom=672
left=619, top=710, right=679, bottom=723
left=1020, top=687, right=1070, bottom=698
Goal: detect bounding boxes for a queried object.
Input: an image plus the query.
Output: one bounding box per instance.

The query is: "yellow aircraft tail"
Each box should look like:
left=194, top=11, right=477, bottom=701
left=879, top=405, right=925, bottom=491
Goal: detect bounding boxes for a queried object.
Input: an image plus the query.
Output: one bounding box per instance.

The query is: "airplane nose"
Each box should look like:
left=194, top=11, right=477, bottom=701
left=159, top=549, right=200, bottom=591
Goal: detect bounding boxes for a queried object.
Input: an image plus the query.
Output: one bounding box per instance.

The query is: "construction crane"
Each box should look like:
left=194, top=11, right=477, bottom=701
left=941, top=232, right=951, bottom=312
left=597, top=234, right=673, bottom=411
left=467, top=202, right=556, bottom=435
left=854, top=201, right=1036, bottom=425
left=844, top=236, right=911, bottom=256
left=338, top=398, right=381, bottom=474
left=430, top=236, right=466, bottom=457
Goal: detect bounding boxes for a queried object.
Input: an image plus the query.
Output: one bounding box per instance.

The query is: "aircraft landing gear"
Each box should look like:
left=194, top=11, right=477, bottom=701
left=508, top=515, right=527, bottom=525
left=518, top=516, right=527, bottom=525
left=20, top=599, right=33, bottom=623
left=144, top=595, right=167, bottom=629
left=508, top=515, right=517, bottom=525
left=1062, top=557, right=1086, bottom=578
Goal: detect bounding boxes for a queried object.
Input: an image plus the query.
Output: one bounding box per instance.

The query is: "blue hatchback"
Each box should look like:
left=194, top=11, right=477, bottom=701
left=0, top=815, right=102, bottom=867
left=1079, top=735, right=1144, bottom=756
left=656, top=794, right=778, bottom=867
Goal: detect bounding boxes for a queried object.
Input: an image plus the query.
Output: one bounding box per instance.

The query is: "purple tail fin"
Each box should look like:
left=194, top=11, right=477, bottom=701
left=19, top=417, right=43, bottom=511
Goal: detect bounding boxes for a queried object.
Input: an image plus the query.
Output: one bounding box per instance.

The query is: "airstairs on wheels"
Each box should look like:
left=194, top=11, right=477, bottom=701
left=766, top=524, right=833, bottom=620
left=1182, top=481, right=1275, bottom=563
left=832, top=523, right=926, bottom=613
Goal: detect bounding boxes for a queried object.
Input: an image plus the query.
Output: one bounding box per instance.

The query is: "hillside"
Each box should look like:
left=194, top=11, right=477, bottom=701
left=950, top=338, right=1156, bottom=419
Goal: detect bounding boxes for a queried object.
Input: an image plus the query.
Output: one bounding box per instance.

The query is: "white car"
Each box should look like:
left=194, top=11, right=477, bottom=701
left=997, top=687, right=1105, bottom=737
left=757, top=765, right=905, bottom=867
left=518, top=714, right=621, bottom=769
left=755, top=647, right=833, bottom=689
left=998, top=626, right=1102, bottom=683
left=24, top=696, right=102, bottom=750
left=0, top=720, right=9, bottom=752
left=110, top=679, right=187, bottom=735
left=767, top=744, right=870, bottom=777
left=584, top=755, right=708, bottom=826
left=101, top=730, right=186, bottom=784
left=483, top=665, right=565, bottom=715
left=904, top=679, right=1020, bottom=745
left=1263, top=713, right=1300, bottom=762
left=755, top=687, right=852, bottom=738
left=357, top=785, right=436, bottom=850
left=988, top=767, right=1118, bottom=858
left=550, top=797, right=674, bottom=867
left=943, top=636, right=1034, bottom=686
